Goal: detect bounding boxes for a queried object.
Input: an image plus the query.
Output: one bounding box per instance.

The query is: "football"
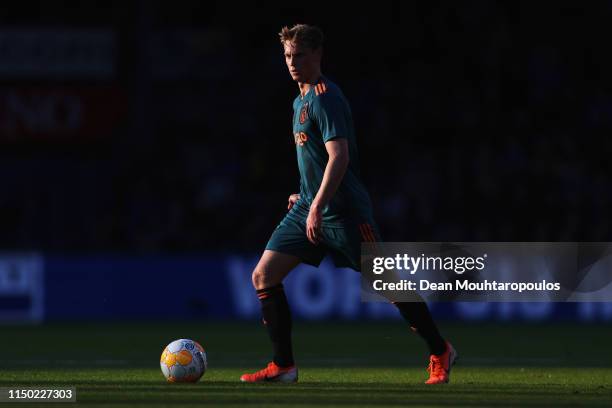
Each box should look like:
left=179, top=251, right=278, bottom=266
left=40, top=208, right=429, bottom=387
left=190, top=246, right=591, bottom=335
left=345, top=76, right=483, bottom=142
left=160, top=339, right=207, bottom=383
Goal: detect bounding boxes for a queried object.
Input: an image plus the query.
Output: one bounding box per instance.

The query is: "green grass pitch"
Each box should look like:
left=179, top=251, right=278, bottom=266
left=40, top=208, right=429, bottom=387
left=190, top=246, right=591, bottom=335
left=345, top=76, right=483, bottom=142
left=1, top=321, right=611, bottom=407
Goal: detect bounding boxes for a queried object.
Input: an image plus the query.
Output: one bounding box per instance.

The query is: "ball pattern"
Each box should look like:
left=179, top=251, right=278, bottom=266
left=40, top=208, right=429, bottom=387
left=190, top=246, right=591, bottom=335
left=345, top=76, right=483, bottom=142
left=160, top=339, right=207, bottom=383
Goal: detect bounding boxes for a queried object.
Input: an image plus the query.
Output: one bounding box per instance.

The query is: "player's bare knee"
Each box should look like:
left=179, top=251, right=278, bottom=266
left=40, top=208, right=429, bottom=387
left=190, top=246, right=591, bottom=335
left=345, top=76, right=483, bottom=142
left=251, top=267, right=269, bottom=290
left=252, top=263, right=283, bottom=290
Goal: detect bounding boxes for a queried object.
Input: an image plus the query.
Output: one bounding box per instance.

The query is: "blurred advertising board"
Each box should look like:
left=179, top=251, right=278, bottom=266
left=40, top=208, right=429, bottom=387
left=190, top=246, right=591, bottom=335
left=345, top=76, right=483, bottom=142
left=0, top=253, right=44, bottom=322
left=34, top=254, right=612, bottom=322
left=0, top=29, right=115, bottom=79
left=0, top=86, right=126, bottom=141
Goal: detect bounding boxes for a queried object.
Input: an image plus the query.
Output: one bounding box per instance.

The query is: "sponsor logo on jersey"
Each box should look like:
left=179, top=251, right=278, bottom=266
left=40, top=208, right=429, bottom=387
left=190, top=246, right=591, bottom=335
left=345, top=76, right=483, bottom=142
left=294, top=132, right=308, bottom=146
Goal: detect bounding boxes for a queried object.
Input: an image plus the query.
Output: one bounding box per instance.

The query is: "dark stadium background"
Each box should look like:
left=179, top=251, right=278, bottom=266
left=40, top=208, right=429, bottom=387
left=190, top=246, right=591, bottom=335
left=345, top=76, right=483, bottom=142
left=1, top=0, right=611, bottom=324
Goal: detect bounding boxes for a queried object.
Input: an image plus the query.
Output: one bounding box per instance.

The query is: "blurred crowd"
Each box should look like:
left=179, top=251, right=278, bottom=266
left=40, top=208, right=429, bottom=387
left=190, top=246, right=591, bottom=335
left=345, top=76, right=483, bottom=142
left=1, top=1, right=611, bottom=252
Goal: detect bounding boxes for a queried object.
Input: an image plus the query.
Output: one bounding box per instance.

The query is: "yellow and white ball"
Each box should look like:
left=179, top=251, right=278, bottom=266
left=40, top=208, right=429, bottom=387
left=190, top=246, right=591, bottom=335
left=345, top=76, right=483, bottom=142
left=160, top=339, right=207, bottom=382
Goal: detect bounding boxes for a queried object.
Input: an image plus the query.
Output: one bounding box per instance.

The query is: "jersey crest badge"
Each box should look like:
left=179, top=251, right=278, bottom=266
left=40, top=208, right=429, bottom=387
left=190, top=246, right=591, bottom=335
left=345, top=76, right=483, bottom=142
left=299, top=102, right=309, bottom=124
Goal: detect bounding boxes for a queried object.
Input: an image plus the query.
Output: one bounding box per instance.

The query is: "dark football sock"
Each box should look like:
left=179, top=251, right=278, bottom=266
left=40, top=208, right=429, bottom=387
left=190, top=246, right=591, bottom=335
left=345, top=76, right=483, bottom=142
left=394, top=301, right=447, bottom=355
left=257, top=284, right=294, bottom=367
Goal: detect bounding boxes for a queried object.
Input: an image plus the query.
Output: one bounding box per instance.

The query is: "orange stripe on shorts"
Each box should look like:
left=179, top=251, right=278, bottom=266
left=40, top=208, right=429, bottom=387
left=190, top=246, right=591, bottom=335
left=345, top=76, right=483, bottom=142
left=365, top=223, right=377, bottom=242
left=359, top=224, right=371, bottom=242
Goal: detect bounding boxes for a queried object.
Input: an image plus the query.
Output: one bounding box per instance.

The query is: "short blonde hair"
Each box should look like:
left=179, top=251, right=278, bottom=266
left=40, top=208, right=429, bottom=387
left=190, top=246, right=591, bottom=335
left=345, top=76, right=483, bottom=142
left=279, top=24, right=324, bottom=50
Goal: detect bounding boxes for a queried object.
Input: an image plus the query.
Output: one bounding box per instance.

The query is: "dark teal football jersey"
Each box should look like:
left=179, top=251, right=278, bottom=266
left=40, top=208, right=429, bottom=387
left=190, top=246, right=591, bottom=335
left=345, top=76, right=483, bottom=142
left=286, top=76, right=375, bottom=227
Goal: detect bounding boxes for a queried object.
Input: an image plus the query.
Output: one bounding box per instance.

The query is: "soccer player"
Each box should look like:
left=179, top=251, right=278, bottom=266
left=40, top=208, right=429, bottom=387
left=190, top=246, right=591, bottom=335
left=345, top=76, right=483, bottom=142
left=240, top=24, right=457, bottom=385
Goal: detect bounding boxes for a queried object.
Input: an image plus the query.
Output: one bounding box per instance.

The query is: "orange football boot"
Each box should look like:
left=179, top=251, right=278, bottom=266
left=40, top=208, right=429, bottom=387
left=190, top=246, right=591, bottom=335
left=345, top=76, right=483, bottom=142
left=240, top=362, right=298, bottom=383
left=425, top=341, right=457, bottom=384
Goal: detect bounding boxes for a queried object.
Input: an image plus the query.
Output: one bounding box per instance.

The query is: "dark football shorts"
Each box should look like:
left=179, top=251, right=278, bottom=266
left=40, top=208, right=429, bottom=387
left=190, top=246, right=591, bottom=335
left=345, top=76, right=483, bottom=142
left=265, top=215, right=381, bottom=272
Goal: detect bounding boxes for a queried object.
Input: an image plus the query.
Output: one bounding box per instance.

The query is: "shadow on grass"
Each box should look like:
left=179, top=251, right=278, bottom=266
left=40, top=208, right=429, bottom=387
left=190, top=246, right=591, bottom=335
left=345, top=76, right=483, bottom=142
left=0, top=380, right=609, bottom=406
left=51, top=384, right=612, bottom=408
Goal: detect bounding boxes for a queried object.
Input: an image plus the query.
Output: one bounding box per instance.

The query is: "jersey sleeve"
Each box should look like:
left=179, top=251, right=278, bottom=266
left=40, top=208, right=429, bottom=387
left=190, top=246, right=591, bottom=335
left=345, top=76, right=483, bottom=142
left=311, top=93, right=349, bottom=143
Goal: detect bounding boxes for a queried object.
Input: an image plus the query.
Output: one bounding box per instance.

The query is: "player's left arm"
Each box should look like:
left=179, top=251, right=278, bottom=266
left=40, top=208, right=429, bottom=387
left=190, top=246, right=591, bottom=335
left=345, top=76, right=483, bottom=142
left=307, top=139, right=349, bottom=244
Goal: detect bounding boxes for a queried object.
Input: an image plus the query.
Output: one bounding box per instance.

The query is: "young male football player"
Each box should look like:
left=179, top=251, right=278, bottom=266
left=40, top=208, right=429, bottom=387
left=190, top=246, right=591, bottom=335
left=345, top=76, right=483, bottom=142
left=240, top=24, right=456, bottom=385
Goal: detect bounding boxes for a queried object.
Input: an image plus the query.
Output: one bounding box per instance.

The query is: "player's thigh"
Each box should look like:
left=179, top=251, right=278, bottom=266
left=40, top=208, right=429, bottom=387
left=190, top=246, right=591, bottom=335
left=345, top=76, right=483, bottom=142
left=323, top=222, right=381, bottom=272
left=266, top=217, right=327, bottom=268
left=251, top=250, right=301, bottom=290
